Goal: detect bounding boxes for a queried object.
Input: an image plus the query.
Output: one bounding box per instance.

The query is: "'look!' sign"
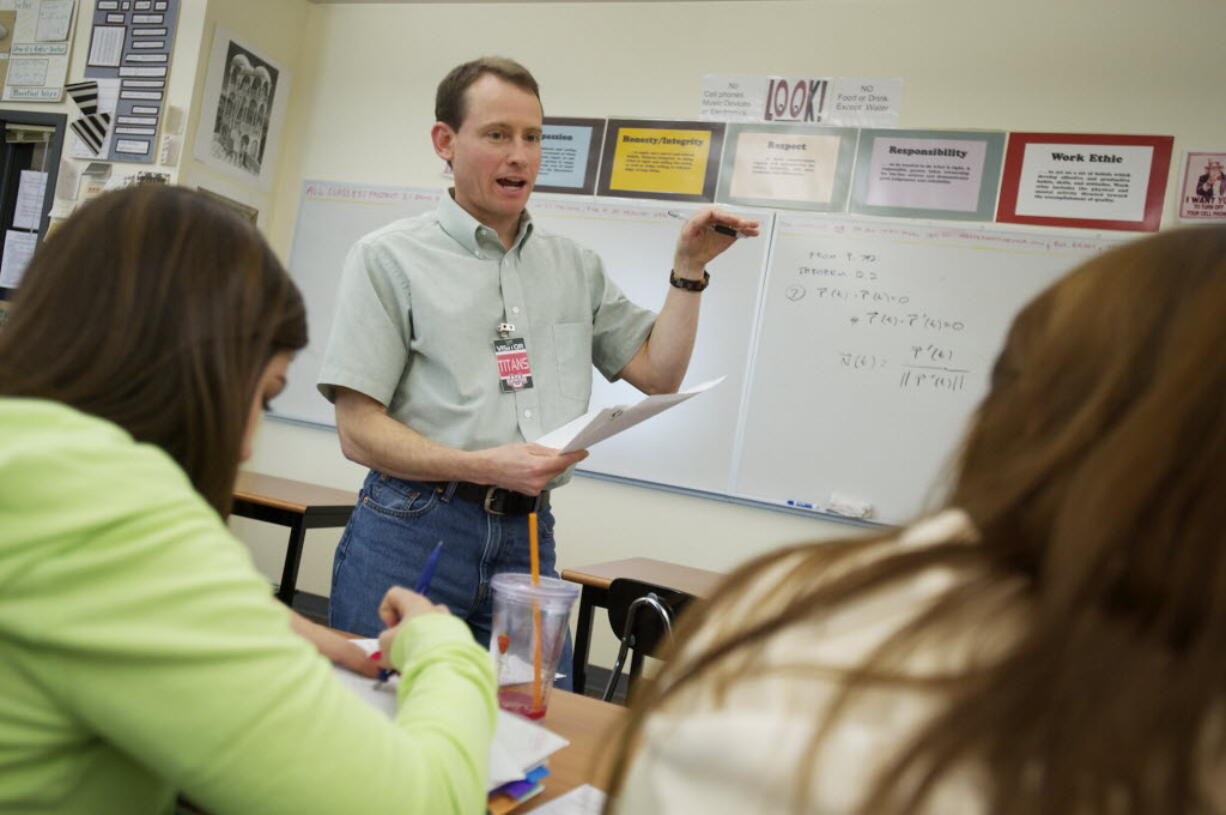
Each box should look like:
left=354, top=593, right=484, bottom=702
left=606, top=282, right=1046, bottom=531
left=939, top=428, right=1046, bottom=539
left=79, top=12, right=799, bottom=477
left=700, top=75, right=901, bottom=128
left=763, top=77, right=828, bottom=123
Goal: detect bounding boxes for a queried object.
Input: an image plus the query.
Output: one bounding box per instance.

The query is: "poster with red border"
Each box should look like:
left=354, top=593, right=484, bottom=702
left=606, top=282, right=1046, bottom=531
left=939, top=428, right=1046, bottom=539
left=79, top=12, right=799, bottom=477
left=996, top=133, right=1172, bottom=231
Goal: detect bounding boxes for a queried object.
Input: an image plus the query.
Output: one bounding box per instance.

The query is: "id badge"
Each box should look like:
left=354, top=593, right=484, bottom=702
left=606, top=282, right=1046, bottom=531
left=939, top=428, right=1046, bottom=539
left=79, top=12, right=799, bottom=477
left=494, top=337, right=534, bottom=392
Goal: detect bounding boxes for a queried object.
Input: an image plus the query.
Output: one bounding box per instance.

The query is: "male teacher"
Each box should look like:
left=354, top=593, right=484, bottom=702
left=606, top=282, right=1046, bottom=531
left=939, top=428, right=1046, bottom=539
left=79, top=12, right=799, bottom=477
left=317, top=57, right=757, bottom=678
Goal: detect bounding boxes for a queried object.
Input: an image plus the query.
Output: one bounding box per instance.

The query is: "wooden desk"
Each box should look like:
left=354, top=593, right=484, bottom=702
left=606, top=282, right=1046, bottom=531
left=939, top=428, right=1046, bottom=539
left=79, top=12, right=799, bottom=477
left=332, top=627, right=623, bottom=811
left=524, top=690, right=623, bottom=811
left=231, top=472, right=357, bottom=605
left=560, top=558, right=724, bottom=695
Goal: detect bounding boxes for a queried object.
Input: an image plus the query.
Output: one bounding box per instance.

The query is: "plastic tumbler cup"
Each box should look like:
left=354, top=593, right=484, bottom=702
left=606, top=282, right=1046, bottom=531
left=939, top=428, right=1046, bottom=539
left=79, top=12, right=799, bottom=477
left=489, top=572, right=579, bottom=719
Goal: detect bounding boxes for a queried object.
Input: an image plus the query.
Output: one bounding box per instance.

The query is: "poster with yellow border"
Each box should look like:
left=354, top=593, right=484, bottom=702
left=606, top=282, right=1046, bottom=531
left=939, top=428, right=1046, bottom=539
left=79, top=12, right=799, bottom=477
left=598, top=118, right=725, bottom=202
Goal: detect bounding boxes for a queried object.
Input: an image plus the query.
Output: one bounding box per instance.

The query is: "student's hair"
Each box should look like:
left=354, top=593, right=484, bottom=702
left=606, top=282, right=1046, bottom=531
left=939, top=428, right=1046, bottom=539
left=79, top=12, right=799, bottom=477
left=0, top=185, right=306, bottom=517
left=607, top=225, right=1226, bottom=814
left=434, top=56, right=541, bottom=131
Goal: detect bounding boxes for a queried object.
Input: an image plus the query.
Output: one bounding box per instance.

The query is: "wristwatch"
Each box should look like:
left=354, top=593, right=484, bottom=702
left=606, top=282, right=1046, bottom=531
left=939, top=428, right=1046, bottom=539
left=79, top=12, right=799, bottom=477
left=669, top=269, right=710, bottom=292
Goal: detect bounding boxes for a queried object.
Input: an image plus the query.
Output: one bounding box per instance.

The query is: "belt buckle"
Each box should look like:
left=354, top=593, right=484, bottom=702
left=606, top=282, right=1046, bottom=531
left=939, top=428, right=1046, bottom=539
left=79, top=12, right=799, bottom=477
left=483, top=486, right=506, bottom=515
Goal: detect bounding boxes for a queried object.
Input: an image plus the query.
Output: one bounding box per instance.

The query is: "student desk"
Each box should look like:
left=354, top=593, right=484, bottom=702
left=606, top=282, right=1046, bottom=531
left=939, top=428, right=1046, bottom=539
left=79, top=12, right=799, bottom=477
left=331, top=628, right=622, bottom=810
left=561, top=558, right=725, bottom=695
left=231, top=472, right=357, bottom=605
left=524, top=690, right=623, bottom=810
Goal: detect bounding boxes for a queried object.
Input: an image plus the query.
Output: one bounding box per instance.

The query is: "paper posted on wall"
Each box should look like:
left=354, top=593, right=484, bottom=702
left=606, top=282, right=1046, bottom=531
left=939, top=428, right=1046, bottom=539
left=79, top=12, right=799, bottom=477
left=535, top=376, right=725, bottom=453
left=0, top=230, right=37, bottom=288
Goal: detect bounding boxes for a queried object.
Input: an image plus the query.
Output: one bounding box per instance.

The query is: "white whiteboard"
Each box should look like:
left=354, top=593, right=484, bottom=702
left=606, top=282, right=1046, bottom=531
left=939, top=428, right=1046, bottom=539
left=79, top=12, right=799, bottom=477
left=735, top=215, right=1122, bottom=522
left=278, top=181, right=774, bottom=497
left=281, top=180, right=1124, bottom=524
left=279, top=182, right=442, bottom=428
left=528, top=198, right=772, bottom=494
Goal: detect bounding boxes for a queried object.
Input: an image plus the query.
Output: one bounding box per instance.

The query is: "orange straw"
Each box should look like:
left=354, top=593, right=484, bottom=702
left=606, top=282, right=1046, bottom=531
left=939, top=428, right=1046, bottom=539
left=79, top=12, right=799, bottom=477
left=529, top=512, right=543, bottom=714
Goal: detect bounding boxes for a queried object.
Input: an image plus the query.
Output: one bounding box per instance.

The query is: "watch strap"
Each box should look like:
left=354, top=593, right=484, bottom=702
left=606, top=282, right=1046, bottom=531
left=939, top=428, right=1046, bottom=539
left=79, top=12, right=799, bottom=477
left=669, top=269, right=710, bottom=292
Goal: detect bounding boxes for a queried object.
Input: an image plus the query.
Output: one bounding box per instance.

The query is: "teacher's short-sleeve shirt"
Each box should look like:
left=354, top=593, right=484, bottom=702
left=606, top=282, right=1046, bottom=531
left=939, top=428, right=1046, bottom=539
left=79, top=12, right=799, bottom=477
left=317, top=191, right=656, bottom=483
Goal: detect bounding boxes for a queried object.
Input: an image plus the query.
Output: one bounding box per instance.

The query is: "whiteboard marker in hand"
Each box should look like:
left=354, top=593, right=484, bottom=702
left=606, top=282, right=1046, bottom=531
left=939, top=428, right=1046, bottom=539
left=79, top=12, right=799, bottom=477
left=667, top=209, right=740, bottom=238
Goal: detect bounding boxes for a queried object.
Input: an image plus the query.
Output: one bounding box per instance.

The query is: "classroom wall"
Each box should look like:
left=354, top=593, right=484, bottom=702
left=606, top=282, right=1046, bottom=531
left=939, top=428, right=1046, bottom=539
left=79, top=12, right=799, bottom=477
left=175, top=0, right=311, bottom=230
left=227, top=0, right=1225, bottom=663
left=0, top=2, right=207, bottom=188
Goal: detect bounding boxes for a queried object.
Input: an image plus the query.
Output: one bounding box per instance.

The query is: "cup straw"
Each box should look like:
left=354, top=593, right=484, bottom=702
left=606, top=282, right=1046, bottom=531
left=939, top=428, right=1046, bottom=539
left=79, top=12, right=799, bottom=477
left=529, top=512, right=543, bottom=714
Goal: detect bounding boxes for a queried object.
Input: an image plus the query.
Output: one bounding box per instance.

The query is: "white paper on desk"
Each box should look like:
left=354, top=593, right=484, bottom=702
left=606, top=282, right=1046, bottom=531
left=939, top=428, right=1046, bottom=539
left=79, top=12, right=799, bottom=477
left=14, top=170, right=47, bottom=230
left=528, top=784, right=607, bottom=815
left=332, top=641, right=569, bottom=791
left=536, top=376, right=725, bottom=453
left=0, top=230, right=37, bottom=288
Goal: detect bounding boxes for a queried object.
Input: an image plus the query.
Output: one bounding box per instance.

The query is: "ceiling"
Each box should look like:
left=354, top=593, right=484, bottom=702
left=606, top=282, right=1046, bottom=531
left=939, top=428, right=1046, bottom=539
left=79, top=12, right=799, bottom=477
left=306, top=0, right=767, bottom=4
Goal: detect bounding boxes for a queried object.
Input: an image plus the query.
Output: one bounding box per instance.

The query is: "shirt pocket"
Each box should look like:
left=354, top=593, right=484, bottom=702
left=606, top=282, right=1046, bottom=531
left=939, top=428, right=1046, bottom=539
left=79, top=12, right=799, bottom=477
left=552, top=321, right=593, bottom=403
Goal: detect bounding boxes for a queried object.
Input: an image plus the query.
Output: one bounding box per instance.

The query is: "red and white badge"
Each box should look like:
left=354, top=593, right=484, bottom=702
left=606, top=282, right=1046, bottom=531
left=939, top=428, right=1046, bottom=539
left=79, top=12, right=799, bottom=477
left=494, top=337, right=534, bottom=392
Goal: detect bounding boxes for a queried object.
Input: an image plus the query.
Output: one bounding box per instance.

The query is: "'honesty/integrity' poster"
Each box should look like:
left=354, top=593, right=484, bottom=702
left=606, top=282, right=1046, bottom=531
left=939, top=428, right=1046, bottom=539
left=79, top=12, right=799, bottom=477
left=598, top=119, right=725, bottom=203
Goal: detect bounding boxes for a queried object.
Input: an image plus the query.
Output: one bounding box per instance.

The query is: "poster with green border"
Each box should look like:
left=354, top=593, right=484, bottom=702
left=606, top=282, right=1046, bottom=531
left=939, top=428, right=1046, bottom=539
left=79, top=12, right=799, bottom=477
left=849, top=128, right=1005, bottom=221
left=716, top=123, right=857, bottom=212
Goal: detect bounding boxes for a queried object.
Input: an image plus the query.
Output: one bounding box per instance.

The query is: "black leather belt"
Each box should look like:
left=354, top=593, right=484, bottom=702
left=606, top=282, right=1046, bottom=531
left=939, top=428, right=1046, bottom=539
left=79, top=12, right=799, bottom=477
left=438, top=481, right=549, bottom=515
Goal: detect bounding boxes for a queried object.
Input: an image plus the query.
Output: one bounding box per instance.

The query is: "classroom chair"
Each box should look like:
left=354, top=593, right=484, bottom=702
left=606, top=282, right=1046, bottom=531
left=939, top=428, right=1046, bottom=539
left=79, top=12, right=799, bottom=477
left=601, top=578, right=694, bottom=703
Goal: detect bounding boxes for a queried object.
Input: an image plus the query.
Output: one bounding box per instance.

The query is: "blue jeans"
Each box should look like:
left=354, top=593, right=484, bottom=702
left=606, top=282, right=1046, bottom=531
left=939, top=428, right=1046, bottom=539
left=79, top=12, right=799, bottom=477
left=330, top=472, right=574, bottom=691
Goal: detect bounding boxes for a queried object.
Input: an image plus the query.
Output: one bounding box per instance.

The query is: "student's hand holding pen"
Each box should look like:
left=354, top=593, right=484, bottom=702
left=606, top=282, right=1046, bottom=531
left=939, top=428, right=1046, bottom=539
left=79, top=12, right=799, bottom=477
left=374, top=586, right=450, bottom=670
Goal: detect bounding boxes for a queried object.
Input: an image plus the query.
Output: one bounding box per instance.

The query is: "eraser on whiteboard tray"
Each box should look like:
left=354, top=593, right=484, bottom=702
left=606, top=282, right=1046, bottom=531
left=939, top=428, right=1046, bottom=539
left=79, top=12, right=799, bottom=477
left=826, top=492, right=874, bottom=519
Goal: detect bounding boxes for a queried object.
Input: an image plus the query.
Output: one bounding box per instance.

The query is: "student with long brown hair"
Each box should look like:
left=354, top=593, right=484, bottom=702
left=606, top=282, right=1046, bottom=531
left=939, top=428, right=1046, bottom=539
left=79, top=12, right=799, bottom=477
left=0, top=186, right=495, bottom=814
left=607, top=225, right=1226, bottom=815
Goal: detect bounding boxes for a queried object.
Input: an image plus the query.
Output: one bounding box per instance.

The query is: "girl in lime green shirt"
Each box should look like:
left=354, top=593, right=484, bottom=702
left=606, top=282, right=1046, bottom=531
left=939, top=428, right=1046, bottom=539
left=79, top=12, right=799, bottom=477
left=0, top=185, right=496, bottom=815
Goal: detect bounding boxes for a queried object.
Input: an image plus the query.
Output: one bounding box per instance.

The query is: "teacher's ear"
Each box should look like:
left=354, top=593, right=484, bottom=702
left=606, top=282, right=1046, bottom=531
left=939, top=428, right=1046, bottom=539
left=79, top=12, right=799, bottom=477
left=431, top=122, right=456, bottom=165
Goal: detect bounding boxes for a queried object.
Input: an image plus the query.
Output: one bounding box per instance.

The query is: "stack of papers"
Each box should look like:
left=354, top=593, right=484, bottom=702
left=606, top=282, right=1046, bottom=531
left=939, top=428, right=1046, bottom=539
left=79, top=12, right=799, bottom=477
left=333, top=640, right=570, bottom=811
left=486, top=705, right=569, bottom=810
left=534, top=376, right=724, bottom=452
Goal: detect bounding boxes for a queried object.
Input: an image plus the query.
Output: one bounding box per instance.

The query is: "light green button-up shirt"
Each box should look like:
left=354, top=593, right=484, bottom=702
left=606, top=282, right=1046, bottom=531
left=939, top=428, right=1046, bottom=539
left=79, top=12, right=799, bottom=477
left=318, top=191, right=656, bottom=485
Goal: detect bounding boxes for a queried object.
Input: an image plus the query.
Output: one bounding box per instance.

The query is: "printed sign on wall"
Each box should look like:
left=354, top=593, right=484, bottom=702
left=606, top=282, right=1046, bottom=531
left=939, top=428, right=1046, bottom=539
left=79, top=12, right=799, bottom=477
left=1178, top=150, right=1226, bottom=222
left=597, top=118, right=725, bottom=203
left=997, top=132, right=1173, bottom=232
left=535, top=117, right=604, bottom=195
left=850, top=129, right=1006, bottom=221
left=716, top=123, right=857, bottom=212
left=82, top=0, right=180, bottom=163
left=701, top=74, right=902, bottom=128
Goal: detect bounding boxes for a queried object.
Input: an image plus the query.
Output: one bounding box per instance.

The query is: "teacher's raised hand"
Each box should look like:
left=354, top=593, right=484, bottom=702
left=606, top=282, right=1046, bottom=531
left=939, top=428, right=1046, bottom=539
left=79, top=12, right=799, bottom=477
left=672, top=208, right=761, bottom=278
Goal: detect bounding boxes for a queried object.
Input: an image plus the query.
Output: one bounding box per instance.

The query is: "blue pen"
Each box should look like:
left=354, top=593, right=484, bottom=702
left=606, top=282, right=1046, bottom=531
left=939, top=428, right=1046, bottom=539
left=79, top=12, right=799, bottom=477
left=376, top=540, right=445, bottom=686
left=413, top=540, right=445, bottom=595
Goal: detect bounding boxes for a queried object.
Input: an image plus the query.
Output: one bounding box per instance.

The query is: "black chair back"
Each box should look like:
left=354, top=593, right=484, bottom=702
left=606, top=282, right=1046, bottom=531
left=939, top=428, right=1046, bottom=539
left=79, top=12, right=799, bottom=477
left=602, top=578, right=694, bottom=702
